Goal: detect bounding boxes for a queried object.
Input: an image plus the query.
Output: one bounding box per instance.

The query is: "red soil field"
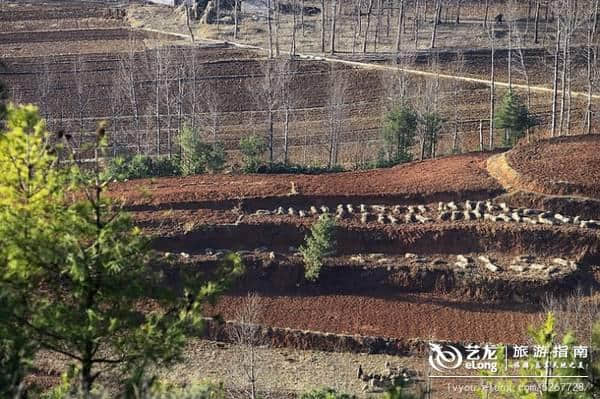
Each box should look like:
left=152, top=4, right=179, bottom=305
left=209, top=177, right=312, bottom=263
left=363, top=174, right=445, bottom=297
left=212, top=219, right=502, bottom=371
left=507, top=135, right=600, bottom=200
left=110, top=151, right=503, bottom=206
left=208, top=294, right=541, bottom=344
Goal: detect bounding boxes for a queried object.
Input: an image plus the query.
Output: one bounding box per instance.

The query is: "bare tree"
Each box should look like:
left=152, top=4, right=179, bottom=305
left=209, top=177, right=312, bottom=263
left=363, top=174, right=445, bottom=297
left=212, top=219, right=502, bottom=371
left=327, top=66, right=348, bottom=167
left=373, top=0, right=383, bottom=51
left=321, top=0, right=326, bottom=52
left=485, top=23, right=495, bottom=149
left=228, top=293, right=265, bottom=399
left=362, top=0, right=375, bottom=52
left=451, top=51, right=465, bottom=152
left=267, top=0, right=274, bottom=57
left=585, top=0, right=600, bottom=134
left=330, top=0, right=338, bottom=53
left=117, top=39, right=142, bottom=154
left=73, top=56, right=91, bottom=147
left=414, top=0, right=420, bottom=49
left=395, top=0, right=405, bottom=52
left=430, top=0, right=441, bottom=49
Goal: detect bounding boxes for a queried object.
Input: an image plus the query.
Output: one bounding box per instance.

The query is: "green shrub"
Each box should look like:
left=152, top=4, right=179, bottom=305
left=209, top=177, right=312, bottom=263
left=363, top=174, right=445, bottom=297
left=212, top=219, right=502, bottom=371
left=301, top=388, right=356, bottom=399
left=494, top=90, right=538, bottom=148
left=180, top=125, right=226, bottom=175
left=300, top=214, right=337, bottom=281
left=381, top=105, right=418, bottom=163
left=239, top=135, right=267, bottom=173
left=256, top=162, right=345, bottom=174
left=105, top=155, right=181, bottom=181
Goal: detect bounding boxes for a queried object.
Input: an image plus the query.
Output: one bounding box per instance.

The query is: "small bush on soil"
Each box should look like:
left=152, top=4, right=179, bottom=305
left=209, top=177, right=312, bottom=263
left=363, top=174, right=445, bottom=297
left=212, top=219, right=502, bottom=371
left=300, top=214, right=337, bottom=281
left=355, top=148, right=412, bottom=170
left=180, top=125, right=226, bottom=175
left=255, top=162, right=345, bottom=174
left=239, top=134, right=267, bottom=173
left=301, top=388, right=356, bottom=399
left=106, top=154, right=182, bottom=181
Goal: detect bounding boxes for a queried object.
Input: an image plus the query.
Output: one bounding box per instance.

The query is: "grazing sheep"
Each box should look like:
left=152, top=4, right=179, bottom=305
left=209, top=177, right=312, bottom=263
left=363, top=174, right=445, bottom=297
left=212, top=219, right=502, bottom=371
left=275, top=206, right=285, bottom=215
left=255, top=209, right=271, bottom=215
left=511, top=212, right=522, bottom=222
left=288, top=207, right=296, bottom=216
left=360, top=213, right=369, bottom=224
left=417, top=205, right=427, bottom=213
left=438, top=202, right=445, bottom=211
left=447, top=202, right=458, bottom=211
left=451, top=211, right=463, bottom=221
left=377, top=214, right=386, bottom=224
left=360, top=204, right=368, bottom=213
left=392, top=205, right=403, bottom=214
left=346, top=204, right=355, bottom=213
left=438, top=211, right=451, bottom=221
left=320, top=205, right=330, bottom=214
left=415, top=214, right=430, bottom=223
left=405, top=213, right=416, bottom=223
left=310, top=205, right=319, bottom=215
left=298, top=210, right=307, bottom=217
left=387, top=215, right=398, bottom=224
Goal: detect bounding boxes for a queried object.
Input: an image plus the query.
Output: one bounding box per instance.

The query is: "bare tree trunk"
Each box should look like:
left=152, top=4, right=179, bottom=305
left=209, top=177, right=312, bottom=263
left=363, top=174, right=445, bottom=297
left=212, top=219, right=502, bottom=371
left=484, top=0, right=489, bottom=28
left=430, top=0, right=441, bottom=48
left=551, top=18, right=561, bottom=137
left=291, top=0, right=297, bottom=55
left=284, top=105, right=289, bottom=164
left=489, top=26, right=495, bottom=150
left=374, top=0, right=383, bottom=51
left=414, top=0, right=420, bottom=48
left=559, top=28, right=568, bottom=136
left=456, top=0, right=460, bottom=24
left=395, top=0, right=405, bottom=51
left=234, top=0, right=239, bottom=39
left=275, top=0, right=280, bottom=56
left=353, top=0, right=361, bottom=53
left=185, top=4, right=195, bottom=42
left=363, top=0, right=374, bottom=52
left=301, top=0, right=305, bottom=36
left=534, top=0, right=540, bottom=43
left=267, top=0, right=274, bottom=57
left=321, top=0, right=326, bottom=52
left=479, top=119, right=484, bottom=151
left=508, top=18, right=512, bottom=90
left=331, top=0, right=337, bottom=53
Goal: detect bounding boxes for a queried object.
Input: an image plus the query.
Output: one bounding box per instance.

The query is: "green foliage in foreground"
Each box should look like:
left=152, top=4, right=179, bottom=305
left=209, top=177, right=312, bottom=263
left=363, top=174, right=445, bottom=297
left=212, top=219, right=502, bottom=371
left=0, top=104, right=244, bottom=397
left=300, top=214, right=337, bottom=281
left=477, top=313, right=591, bottom=399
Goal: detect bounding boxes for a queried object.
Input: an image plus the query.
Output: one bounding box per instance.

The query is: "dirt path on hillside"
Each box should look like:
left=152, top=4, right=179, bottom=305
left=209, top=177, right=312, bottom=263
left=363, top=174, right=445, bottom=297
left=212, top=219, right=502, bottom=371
left=138, top=27, right=600, bottom=101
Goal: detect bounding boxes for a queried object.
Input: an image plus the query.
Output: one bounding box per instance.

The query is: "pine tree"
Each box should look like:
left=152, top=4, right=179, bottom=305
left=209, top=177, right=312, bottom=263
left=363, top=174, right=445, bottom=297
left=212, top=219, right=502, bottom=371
left=380, top=105, right=418, bottom=163
left=494, top=90, right=537, bottom=147
left=0, top=104, right=244, bottom=396
left=300, top=215, right=337, bottom=281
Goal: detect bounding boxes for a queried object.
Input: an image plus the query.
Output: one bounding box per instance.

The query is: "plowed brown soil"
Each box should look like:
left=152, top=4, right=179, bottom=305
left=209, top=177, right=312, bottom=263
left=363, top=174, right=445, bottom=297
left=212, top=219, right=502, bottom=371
left=111, top=152, right=503, bottom=206
left=207, top=294, right=540, bottom=344
left=506, top=135, right=600, bottom=199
